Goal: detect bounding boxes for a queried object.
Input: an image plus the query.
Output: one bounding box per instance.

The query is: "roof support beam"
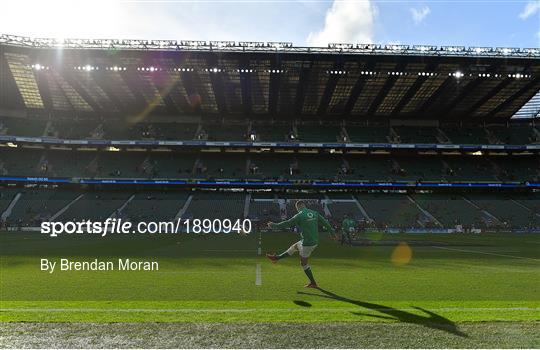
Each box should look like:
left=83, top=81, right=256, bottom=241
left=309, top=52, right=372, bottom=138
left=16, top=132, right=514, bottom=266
left=52, top=74, right=78, bottom=113
left=268, top=71, right=281, bottom=116
left=35, top=73, right=54, bottom=111
left=267, top=53, right=281, bottom=116
left=93, top=71, right=128, bottom=112
left=206, top=55, right=227, bottom=116
left=416, top=77, right=454, bottom=115
left=63, top=71, right=102, bottom=113
left=440, top=64, right=504, bottom=118
left=119, top=71, right=150, bottom=112
left=486, top=77, right=540, bottom=118
left=342, top=61, right=376, bottom=116
left=162, top=94, right=181, bottom=114
left=439, top=78, right=486, bottom=118
left=294, top=63, right=311, bottom=116
left=464, top=78, right=513, bottom=117
left=367, top=62, right=407, bottom=115
left=390, top=63, right=438, bottom=116
left=317, top=61, right=343, bottom=115
left=178, top=71, right=202, bottom=114
left=240, top=57, right=252, bottom=116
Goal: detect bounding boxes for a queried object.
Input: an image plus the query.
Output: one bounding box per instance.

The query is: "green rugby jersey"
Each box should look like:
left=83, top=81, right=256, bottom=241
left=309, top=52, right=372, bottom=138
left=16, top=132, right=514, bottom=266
left=271, top=208, right=334, bottom=246
left=341, top=218, right=356, bottom=233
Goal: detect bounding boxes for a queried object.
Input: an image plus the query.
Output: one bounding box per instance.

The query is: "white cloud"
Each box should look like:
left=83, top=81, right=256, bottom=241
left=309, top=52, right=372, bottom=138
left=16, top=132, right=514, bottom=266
left=519, top=0, right=540, bottom=19
left=410, top=6, right=430, bottom=25
left=306, top=0, right=376, bottom=46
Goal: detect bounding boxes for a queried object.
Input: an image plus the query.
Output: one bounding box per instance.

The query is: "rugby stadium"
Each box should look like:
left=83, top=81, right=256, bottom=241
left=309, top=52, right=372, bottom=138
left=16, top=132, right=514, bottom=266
left=0, top=34, right=539, bottom=348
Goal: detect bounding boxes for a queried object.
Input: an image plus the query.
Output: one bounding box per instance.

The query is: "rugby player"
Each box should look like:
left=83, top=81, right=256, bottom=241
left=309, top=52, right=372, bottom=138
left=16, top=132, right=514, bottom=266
left=266, top=200, right=335, bottom=288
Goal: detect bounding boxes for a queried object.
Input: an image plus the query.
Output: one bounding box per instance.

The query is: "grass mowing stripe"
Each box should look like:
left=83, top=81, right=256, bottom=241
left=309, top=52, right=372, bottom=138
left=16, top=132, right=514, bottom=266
left=432, top=245, right=540, bottom=261
left=3, top=322, right=539, bottom=348
left=2, top=307, right=538, bottom=313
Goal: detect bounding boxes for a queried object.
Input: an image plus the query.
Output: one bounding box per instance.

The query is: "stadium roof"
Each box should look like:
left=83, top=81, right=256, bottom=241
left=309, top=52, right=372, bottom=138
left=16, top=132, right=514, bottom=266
left=1, top=34, right=539, bottom=122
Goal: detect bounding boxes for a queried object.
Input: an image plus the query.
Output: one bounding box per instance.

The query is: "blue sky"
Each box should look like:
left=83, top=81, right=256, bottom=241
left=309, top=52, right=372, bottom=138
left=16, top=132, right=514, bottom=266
left=2, top=0, right=539, bottom=48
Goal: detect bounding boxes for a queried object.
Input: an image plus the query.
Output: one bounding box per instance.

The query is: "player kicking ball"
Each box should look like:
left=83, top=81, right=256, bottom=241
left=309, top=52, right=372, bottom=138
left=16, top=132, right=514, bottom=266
left=266, top=200, right=335, bottom=288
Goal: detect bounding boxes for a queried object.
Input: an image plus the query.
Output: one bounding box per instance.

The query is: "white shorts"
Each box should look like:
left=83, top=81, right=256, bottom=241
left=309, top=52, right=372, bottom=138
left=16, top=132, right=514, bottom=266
left=287, top=240, right=317, bottom=258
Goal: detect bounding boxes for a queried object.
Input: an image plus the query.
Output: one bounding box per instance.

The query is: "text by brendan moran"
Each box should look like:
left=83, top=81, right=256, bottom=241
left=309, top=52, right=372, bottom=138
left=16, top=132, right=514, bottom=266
left=40, top=258, right=159, bottom=273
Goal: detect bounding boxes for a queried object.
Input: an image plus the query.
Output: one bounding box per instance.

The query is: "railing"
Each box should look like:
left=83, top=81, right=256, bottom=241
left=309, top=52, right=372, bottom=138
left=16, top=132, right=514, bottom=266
left=1, top=33, right=539, bottom=59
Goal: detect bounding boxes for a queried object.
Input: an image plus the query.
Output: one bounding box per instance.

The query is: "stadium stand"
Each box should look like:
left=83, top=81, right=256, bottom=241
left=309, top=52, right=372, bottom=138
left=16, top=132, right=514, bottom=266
left=248, top=153, right=295, bottom=180
left=120, top=191, right=190, bottom=222
left=346, top=126, right=389, bottom=143
left=1, top=148, right=45, bottom=176
left=0, top=188, right=19, bottom=216
left=357, top=193, right=430, bottom=228
left=8, top=189, right=81, bottom=226
left=143, top=123, right=199, bottom=140
left=184, top=191, right=245, bottom=220
left=196, top=152, right=247, bottom=179
left=442, top=127, right=490, bottom=144
left=488, top=125, right=536, bottom=144
left=49, top=119, right=100, bottom=139
left=0, top=117, right=46, bottom=137
left=2, top=146, right=538, bottom=185
left=467, top=194, right=539, bottom=228
left=443, top=157, right=498, bottom=181
left=393, top=156, right=447, bottom=182
left=297, top=124, right=342, bottom=142
left=248, top=193, right=282, bottom=222
left=55, top=191, right=132, bottom=222
left=0, top=36, right=538, bottom=232
left=292, top=154, right=344, bottom=180
left=412, top=193, right=484, bottom=228
left=151, top=152, right=198, bottom=178
left=250, top=123, right=293, bottom=142
left=393, top=126, right=440, bottom=144
left=513, top=193, right=540, bottom=222
left=2, top=116, right=540, bottom=145
left=202, top=124, right=248, bottom=141
left=345, top=156, right=394, bottom=181
left=42, top=150, right=98, bottom=177
left=327, top=201, right=365, bottom=221
left=494, top=156, right=539, bottom=182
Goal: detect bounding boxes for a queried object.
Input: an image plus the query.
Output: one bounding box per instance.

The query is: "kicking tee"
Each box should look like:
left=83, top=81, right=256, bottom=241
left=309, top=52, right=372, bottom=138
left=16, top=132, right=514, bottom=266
left=271, top=208, right=334, bottom=246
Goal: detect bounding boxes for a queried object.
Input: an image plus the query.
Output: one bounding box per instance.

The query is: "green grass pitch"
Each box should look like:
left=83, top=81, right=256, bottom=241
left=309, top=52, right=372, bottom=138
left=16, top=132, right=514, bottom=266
left=1, top=231, right=539, bottom=347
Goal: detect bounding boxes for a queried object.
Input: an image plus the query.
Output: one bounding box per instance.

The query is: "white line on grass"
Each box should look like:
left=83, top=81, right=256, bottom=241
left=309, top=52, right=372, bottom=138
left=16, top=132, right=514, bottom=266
left=432, top=246, right=540, bottom=262
left=1, top=307, right=538, bottom=313
left=255, top=263, right=262, bottom=286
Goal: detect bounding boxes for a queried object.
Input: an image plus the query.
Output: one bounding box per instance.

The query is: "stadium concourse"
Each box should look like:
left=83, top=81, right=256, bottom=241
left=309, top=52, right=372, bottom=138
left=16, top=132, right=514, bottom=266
left=0, top=35, right=539, bottom=233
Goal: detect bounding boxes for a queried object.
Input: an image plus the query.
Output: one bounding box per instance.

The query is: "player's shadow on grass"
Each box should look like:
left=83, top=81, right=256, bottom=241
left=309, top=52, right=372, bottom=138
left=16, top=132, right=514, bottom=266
left=298, top=288, right=467, bottom=337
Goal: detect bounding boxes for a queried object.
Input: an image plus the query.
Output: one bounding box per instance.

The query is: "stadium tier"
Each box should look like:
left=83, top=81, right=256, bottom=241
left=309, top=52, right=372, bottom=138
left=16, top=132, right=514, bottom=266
left=2, top=116, right=540, bottom=145
left=0, top=36, right=539, bottom=233
left=2, top=147, right=538, bottom=183
left=120, top=191, right=190, bottom=223
left=4, top=188, right=537, bottom=230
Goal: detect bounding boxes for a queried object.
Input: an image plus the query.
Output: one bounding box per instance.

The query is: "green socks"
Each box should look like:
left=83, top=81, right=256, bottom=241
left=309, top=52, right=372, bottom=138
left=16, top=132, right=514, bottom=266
left=303, top=265, right=316, bottom=284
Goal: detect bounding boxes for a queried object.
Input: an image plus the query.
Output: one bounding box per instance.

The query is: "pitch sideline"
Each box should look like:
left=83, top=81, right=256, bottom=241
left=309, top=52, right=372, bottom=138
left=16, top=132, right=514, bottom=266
left=432, top=246, right=540, bottom=262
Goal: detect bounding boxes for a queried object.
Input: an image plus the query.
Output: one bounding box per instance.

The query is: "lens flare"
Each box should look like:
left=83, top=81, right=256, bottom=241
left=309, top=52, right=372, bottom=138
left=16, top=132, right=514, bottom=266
left=391, top=242, right=412, bottom=266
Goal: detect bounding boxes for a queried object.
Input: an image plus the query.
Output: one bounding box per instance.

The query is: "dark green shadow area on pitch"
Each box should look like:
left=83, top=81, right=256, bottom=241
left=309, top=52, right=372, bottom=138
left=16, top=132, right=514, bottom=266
left=298, top=288, right=467, bottom=338
left=293, top=300, right=312, bottom=307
